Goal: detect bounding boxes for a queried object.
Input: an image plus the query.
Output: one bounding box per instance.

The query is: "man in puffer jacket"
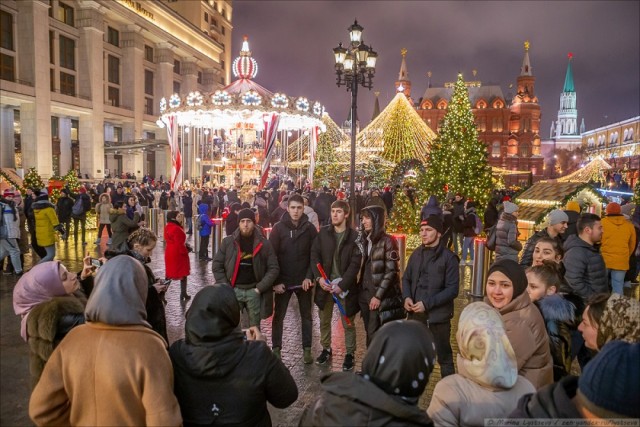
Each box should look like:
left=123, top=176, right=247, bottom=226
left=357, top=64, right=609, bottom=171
left=495, top=201, right=522, bottom=262
left=356, top=205, right=401, bottom=345
left=600, top=202, right=636, bottom=295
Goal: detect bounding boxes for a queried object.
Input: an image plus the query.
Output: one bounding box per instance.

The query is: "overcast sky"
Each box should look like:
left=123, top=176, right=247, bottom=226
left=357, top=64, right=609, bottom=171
left=232, top=1, right=639, bottom=136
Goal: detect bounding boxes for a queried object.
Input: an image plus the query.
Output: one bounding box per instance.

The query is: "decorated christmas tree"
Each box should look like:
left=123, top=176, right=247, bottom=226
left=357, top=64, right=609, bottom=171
left=63, top=169, right=81, bottom=192
left=387, top=180, right=421, bottom=235
left=23, top=167, right=45, bottom=191
left=313, top=122, right=343, bottom=188
left=419, top=73, right=493, bottom=208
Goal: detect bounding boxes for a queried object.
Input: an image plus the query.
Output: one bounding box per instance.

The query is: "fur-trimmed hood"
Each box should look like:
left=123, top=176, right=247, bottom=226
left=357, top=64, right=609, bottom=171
left=536, top=294, right=575, bottom=325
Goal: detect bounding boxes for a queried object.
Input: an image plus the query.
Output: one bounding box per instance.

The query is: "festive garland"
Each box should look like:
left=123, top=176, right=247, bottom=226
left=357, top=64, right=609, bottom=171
left=0, top=169, right=23, bottom=193
left=517, top=183, right=609, bottom=227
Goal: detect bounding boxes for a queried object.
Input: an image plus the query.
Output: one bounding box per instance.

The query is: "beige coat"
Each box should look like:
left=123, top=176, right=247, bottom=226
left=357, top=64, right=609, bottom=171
left=428, top=374, right=535, bottom=426
left=29, top=322, right=182, bottom=426
left=494, top=292, right=553, bottom=389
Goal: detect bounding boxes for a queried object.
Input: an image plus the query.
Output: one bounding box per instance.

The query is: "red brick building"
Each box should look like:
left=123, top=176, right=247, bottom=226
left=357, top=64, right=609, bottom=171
left=397, top=43, right=544, bottom=184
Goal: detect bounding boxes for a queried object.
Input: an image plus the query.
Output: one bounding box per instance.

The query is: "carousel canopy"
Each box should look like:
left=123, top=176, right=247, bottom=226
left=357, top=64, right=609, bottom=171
left=157, top=36, right=325, bottom=132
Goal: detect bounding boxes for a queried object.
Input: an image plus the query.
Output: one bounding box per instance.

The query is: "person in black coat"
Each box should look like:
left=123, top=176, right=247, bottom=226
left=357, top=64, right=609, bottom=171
left=483, top=196, right=500, bottom=231
left=451, top=194, right=466, bottom=254
left=71, top=187, right=92, bottom=245
left=224, top=202, right=241, bottom=236
left=356, top=205, right=402, bottom=345
left=158, top=191, right=169, bottom=210
left=310, top=199, right=362, bottom=370
left=313, top=188, right=336, bottom=226
left=300, top=320, right=435, bottom=426
left=182, top=191, right=193, bottom=234
left=402, top=215, right=459, bottom=378
left=170, top=284, right=298, bottom=427
left=55, top=189, right=74, bottom=242
left=269, top=195, right=318, bottom=363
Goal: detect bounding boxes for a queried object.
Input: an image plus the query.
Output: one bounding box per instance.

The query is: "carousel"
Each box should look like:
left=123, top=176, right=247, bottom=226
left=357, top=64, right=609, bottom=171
left=157, top=36, right=326, bottom=190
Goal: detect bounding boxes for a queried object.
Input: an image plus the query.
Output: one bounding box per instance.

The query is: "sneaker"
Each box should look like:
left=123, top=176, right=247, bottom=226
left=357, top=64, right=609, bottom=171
left=273, top=347, right=281, bottom=359
left=303, top=347, right=313, bottom=364
left=342, top=353, right=354, bottom=371
left=315, top=348, right=332, bottom=365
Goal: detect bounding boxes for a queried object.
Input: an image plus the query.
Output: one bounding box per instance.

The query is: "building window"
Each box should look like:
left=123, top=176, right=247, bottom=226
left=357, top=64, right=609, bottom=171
left=59, top=35, right=75, bottom=70
left=197, top=71, right=202, bottom=84
left=146, top=132, right=156, bottom=140
left=174, top=60, right=181, bottom=75
left=173, top=80, right=180, bottom=94
left=114, top=126, right=122, bottom=142
left=50, top=68, right=55, bottom=91
left=204, top=12, right=209, bottom=22
left=0, top=10, right=13, bottom=51
left=0, top=53, right=15, bottom=82
left=144, top=45, right=154, bottom=62
left=60, top=71, right=75, bottom=96
left=144, top=70, right=153, bottom=95
left=221, top=8, right=226, bottom=19
left=107, top=27, right=119, bottom=47
left=108, top=55, right=120, bottom=84
left=520, top=145, right=529, bottom=157
left=221, top=26, right=225, bottom=35
left=108, top=86, right=120, bottom=107
left=49, top=31, right=55, bottom=64
left=492, top=141, right=501, bottom=158
left=145, top=97, right=154, bottom=115
left=211, top=18, right=218, bottom=28
left=57, top=2, right=74, bottom=26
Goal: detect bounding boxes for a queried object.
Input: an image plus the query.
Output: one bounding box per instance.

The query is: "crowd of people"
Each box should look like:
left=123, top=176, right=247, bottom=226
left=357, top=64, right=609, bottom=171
left=2, top=176, right=640, bottom=425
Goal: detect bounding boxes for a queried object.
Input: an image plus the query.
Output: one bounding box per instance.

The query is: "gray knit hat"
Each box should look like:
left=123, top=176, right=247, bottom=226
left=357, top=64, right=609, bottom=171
left=548, top=209, right=569, bottom=226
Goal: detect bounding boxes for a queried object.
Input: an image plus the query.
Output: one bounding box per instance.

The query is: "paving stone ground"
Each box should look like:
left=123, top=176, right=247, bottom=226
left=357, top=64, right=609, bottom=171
left=2, top=228, right=477, bottom=426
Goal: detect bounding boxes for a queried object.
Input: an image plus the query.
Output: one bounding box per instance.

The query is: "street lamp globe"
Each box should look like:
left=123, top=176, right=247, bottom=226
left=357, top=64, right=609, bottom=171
left=333, top=43, right=347, bottom=66
left=367, top=47, right=378, bottom=70
left=348, top=20, right=363, bottom=46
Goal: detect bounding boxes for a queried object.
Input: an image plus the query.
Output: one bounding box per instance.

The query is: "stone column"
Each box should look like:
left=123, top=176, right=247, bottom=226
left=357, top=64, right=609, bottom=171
left=77, top=5, right=105, bottom=178
left=155, top=44, right=175, bottom=98
left=181, top=58, right=199, bottom=95
left=59, top=117, right=72, bottom=174
left=155, top=146, right=171, bottom=181
left=122, top=27, right=144, bottom=137
left=0, top=108, right=15, bottom=168
left=16, top=0, right=52, bottom=177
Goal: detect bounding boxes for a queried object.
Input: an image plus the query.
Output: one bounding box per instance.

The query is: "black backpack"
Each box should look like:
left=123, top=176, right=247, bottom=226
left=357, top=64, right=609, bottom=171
left=71, top=197, right=84, bottom=216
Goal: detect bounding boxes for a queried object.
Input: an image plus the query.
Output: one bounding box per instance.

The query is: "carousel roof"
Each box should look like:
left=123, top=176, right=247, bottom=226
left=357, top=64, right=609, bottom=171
left=158, top=36, right=324, bottom=132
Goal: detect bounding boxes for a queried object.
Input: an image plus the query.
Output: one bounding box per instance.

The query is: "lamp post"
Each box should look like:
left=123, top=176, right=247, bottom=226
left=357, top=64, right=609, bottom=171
left=333, top=20, right=377, bottom=227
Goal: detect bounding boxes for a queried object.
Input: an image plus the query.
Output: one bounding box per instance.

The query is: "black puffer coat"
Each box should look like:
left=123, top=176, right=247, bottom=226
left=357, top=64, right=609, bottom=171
left=562, top=234, right=608, bottom=304
left=535, top=294, right=575, bottom=382
left=356, top=205, right=401, bottom=302
left=311, top=225, right=362, bottom=317
left=299, top=372, right=433, bottom=427
left=269, top=212, right=317, bottom=289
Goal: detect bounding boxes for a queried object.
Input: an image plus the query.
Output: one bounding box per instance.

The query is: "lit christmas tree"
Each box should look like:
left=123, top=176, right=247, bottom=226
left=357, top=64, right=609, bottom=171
left=313, top=115, right=345, bottom=188
left=388, top=177, right=421, bottom=235
left=419, top=73, right=493, bottom=208
left=23, top=167, right=45, bottom=191
left=62, top=169, right=81, bottom=192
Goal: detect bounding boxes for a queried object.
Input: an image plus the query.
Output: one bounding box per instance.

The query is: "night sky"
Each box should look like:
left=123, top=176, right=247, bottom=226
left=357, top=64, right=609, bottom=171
left=232, top=1, right=639, bottom=136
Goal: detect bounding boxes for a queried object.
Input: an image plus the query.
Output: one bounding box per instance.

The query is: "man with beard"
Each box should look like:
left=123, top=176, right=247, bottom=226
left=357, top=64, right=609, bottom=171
left=269, top=194, right=318, bottom=363
left=402, top=215, right=460, bottom=378
left=310, top=200, right=362, bottom=371
left=212, top=208, right=279, bottom=329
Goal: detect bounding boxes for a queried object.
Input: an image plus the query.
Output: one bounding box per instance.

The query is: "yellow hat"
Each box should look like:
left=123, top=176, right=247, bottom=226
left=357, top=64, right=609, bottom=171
left=565, top=200, right=581, bottom=213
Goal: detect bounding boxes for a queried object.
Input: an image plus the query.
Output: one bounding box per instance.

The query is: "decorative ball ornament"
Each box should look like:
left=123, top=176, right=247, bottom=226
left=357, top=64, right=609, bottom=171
left=241, top=90, right=262, bottom=106
left=232, top=36, right=258, bottom=79
left=272, top=93, right=289, bottom=108
left=313, top=102, right=322, bottom=115
left=212, top=90, right=232, bottom=106
left=186, top=91, right=204, bottom=107
left=169, top=94, right=181, bottom=109
left=159, top=97, right=167, bottom=113
left=296, top=97, right=310, bottom=112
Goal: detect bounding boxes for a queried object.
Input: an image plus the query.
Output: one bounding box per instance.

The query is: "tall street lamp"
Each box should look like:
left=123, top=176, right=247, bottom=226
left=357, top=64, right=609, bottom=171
left=333, top=20, right=377, bottom=227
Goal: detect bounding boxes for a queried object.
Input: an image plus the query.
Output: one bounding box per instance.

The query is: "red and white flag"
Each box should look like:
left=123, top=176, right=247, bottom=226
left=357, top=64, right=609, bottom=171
left=260, top=113, right=280, bottom=189
left=166, top=116, right=182, bottom=190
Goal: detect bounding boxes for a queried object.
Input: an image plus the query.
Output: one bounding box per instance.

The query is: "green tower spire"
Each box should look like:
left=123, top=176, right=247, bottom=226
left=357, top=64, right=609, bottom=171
left=563, top=53, right=575, bottom=93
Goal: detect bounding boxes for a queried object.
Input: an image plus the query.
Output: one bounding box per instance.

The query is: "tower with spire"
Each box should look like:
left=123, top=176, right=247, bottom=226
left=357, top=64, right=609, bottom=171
left=553, top=53, right=582, bottom=149
left=395, top=48, right=412, bottom=99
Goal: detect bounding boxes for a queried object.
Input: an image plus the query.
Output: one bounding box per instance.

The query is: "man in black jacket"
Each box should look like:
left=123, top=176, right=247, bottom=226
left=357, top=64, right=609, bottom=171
left=402, top=215, right=459, bottom=377
left=269, top=194, right=318, bottom=363
left=310, top=200, right=362, bottom=371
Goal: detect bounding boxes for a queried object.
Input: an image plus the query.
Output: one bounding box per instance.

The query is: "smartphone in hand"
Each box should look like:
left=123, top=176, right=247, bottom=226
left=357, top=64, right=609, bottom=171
left=91, top=258, right=103, bottom=269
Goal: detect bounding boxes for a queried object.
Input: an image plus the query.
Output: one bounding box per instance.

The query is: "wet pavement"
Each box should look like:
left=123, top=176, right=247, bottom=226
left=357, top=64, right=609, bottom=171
left=1, top=228, right=475, bottom=426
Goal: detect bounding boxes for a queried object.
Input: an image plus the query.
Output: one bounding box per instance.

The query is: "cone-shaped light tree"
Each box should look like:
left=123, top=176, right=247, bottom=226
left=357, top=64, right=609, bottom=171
left=419, top=73, right=493, bottom=208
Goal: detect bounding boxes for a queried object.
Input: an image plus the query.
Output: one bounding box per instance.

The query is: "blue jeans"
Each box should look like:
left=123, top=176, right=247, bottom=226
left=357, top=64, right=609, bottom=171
left=39, top=245, right=56, bottom=263
left=608, top=269, right=626, bottom=294
left=185, top=216, right=193, bottom=233
left=462, top=236, right=475, bottom=262
left=0, top=238, right=22, bottom=273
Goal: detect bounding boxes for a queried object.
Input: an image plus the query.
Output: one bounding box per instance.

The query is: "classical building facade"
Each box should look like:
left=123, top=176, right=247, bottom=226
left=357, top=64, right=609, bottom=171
left=0, top=0, right=231, bottom=179
left=398, top=43, right=544, bottom=182
left=582, top=116, right=640, bottom=171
